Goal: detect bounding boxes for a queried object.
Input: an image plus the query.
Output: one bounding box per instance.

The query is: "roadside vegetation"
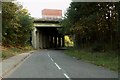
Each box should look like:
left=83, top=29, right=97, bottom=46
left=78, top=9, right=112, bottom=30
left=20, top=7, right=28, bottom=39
left=1, top=46, right=33, bottom=59
left=1, top=2, right=34, bottom=59
left=61, top=2, right=119, bottom=72
left=65, top=48, right=118, bottom=71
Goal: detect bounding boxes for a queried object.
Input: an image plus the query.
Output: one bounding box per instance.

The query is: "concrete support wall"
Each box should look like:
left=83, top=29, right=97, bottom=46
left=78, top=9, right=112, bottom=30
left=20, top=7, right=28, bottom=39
left=42, top=33, right=45, bottom=49
left=58, top=36, right=61, bottom=47
left=49, top=36, right=53, bottom=48
left=54, top=36, right=57, bottom=48
left=39, top=31, right=43, bottom=49
left=36, top=30, right=40, bottom=49
left=32, top=27, right=37, bottom=49
left=44, top=34, right=47, bottom=48
left=62, top=36, right=65, bottom=47
left=46, top=35, right=49, bottom=48
left=37, top=30, right=50, bottom=49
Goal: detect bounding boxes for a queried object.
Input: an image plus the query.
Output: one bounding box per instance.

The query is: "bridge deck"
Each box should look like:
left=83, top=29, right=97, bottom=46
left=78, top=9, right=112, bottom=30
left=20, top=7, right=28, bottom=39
left=34, top=19, right=62, bottom=28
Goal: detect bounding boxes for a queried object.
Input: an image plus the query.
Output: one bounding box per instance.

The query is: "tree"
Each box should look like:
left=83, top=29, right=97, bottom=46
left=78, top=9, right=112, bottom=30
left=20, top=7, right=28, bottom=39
left=2, top=2, right=21, bottom=46
left=2, top=2, right=33, bottom=47
left=17, top=8, right=33, bottom=46
left=61, top=2, right=118, bottom=52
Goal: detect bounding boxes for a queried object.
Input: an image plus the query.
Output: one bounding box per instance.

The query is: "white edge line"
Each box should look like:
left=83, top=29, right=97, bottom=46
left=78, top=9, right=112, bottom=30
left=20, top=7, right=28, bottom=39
left=64, top=73, right=70, bottom=79
left=54, top=63, right=61, bottom=70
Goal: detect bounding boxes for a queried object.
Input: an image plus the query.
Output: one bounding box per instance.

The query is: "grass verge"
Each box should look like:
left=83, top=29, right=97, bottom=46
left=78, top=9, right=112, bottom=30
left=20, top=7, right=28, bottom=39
left=65, top=49, right=118, bottom=71
left=0, top=45, right=34, bottom=60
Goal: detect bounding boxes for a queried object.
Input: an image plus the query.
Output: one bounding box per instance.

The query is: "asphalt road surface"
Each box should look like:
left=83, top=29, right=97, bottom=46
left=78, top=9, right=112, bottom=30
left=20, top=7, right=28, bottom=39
left=4, top=50, right=118, bottom=79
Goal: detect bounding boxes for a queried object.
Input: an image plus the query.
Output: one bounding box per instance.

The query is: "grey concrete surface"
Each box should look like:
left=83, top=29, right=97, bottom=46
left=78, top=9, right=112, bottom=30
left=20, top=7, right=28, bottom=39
left=5, top=50, right=118, bottom=78
left=0, top=51, right=34, bottom=77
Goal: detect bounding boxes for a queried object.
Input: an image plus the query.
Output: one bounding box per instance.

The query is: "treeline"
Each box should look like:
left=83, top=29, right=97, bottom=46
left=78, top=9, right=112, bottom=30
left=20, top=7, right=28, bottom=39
left=61, top=2, right=120, bottom=52
left=2, top=2, right=33, bottom=47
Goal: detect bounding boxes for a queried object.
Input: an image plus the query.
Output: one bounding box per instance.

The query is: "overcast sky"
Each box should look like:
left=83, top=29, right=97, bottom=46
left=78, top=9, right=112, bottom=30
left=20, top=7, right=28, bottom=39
left=16, top=0, right=71, bottom=18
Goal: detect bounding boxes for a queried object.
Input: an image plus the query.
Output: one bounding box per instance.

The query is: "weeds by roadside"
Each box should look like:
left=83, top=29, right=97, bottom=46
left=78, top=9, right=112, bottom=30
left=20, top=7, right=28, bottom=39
left=65, top=49, right=118, bottom=71
left=1, top=45, right=34, bottom=60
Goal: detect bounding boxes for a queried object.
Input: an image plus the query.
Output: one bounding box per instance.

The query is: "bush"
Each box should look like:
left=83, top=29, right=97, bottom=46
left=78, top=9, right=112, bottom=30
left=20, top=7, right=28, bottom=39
left=91, top=43, right=104, bottom=52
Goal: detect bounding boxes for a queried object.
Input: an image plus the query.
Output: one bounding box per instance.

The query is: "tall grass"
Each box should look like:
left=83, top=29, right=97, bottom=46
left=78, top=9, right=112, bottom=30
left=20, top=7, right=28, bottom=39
left=65, top=49, right=118, bottom=71
left=1, top=46, right=34, bottom=59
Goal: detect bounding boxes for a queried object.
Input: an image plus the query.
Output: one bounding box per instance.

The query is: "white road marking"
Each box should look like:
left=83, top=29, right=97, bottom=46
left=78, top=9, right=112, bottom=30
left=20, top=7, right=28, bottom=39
left=50, top=58, right=54, bottom=62
left=47, top=52, right=54, bottom=62
left=54, top=63, right=61, bottom=70
left=48, top=55, right=50, bottom=58
left=63, top=73, right=71, bottom=80
left=47, top=52, right=50, bottom=58
left=47, top=52, right=71, bottom=80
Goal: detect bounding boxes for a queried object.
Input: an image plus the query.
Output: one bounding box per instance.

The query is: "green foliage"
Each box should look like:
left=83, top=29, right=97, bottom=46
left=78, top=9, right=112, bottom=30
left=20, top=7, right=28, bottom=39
left=65, top=49, right=118, bottom=71
left=2, top=2, right=20, bottom=45
left=2, top=2, right=33, bottom=46
left=16, top=9, right=33, bottom=46
left=62, top=2, right=119, bottom=52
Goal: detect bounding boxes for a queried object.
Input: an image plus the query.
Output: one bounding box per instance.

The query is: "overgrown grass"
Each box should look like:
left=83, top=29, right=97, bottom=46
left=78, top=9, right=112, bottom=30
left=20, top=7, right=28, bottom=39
left=1, top=45, right=34, bottom=60
left=65, top=49, right=118, bottom=71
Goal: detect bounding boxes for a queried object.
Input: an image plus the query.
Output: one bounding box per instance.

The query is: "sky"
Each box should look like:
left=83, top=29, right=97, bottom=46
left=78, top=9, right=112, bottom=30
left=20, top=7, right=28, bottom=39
left=16, top=0, right=71, bottom=18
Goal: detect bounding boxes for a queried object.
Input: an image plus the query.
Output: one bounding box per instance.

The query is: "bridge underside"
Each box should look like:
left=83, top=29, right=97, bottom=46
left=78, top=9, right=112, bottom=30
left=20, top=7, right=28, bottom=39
left=32, top=27, right=65, bottom=49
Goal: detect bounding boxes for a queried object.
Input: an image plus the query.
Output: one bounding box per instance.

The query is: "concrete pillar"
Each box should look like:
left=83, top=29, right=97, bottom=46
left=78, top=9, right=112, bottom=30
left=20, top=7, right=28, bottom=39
left=46, top=35, right=49, bottom=48
left=44, top=35, right=47, bottom=48
left=42, top=33, right=44, bottom=49
left=45, top=34, right=48, bottom=48
left=36, top=30, right=39, bottom=49
left=43, top=34, right=47, bottom=49
left=62, top=35, right=65, bottom=47
left=49, top=36, right=51, bottom=48
left=32, top=27, right=37, bottom=49
left=57, top=37, right=58, bottom=47
left=54, top=36, right=57, bottom=48
left=58, top=36, right=61, bottom=47
left=39, top=31, right=43, bottom=49
left=50, top=36, right=53, bottom=48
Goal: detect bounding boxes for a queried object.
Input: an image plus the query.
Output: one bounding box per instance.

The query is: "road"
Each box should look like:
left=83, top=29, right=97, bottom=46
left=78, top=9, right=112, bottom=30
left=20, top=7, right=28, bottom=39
left=4, top=50, right=118, bottom=79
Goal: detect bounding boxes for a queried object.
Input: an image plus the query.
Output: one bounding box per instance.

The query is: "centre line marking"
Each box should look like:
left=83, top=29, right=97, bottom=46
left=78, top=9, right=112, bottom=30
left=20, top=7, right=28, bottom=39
left=63, top=73, right=71, bottom=80
left=47, top=52, right=50, bottom=57
left=54, top=63, right=61, bottom=70
left=48, top=55, right=50, bottom=58
left=50, top=58, right=54, bottom=62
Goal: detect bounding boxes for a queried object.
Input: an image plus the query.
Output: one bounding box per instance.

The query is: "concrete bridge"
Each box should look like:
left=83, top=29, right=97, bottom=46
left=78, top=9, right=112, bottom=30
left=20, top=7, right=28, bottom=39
left=32, top=19, right=65, bottom=49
